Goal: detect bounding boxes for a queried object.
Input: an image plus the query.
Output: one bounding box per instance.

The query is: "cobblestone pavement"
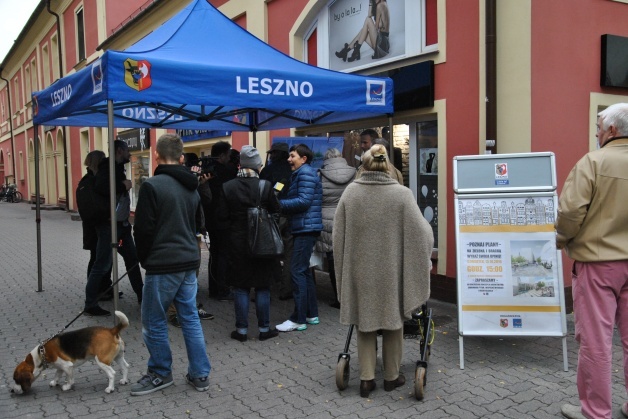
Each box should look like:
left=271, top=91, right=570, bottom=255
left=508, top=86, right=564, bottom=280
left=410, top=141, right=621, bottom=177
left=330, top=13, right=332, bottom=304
left=0, top=202, right=626, bottom=418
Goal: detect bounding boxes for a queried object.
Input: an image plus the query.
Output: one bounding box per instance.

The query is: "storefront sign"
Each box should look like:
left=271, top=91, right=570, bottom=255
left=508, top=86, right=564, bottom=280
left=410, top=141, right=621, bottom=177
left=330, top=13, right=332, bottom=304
left=116, top=128, right=150, bottom=152
left=176, top=129, right=231, bottom=143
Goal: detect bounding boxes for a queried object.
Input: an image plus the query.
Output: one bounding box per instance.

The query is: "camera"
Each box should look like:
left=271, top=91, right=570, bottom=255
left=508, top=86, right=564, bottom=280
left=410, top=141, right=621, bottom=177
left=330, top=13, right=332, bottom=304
left=184, top=153, right=219, bottom=177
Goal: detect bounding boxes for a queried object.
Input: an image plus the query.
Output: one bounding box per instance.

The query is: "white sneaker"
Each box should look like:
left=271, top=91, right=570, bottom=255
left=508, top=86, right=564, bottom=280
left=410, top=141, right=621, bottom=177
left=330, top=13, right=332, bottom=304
left=561, top=404, right=587, bottom=419
left=276, top=320, right=307, bottom=332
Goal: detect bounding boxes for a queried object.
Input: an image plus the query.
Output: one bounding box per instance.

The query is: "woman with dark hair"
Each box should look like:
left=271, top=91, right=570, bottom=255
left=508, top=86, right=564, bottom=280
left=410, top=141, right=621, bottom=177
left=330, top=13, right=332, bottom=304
left=220, top=145, right=281, bottom=342
left=333, top=144, right=433, bottom=398
left=80, top=150, right=115, bottom=301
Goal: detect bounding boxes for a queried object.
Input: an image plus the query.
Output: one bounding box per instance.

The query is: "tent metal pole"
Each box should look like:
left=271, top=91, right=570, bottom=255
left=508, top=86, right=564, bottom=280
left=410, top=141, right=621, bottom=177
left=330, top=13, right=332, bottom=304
left=34, top=125, right=43, bottom=292
left=388, top=115, right=394, bottom=167
left=108, top=100, right=120, bottom=319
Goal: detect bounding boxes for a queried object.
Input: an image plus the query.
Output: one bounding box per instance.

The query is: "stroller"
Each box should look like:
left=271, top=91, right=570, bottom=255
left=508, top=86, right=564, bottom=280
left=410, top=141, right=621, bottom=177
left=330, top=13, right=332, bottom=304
left=335, top=303, right=435, bottom=400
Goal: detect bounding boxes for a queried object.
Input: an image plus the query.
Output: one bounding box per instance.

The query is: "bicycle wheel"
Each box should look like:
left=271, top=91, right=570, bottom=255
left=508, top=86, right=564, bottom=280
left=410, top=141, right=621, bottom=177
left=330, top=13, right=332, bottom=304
left=12, top=191, right=23, bottom=203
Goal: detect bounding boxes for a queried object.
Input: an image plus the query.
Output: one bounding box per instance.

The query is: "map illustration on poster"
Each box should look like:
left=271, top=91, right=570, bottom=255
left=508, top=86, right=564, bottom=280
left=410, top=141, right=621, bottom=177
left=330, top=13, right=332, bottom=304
left=272, top=137, right=344, bottom=170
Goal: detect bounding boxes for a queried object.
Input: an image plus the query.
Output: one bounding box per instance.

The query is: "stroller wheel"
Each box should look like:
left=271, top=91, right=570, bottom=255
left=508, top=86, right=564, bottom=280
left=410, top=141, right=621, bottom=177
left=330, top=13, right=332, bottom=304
left=335, top=357, right=350, bottom=390
left=414, top=366, right=426, bottom=401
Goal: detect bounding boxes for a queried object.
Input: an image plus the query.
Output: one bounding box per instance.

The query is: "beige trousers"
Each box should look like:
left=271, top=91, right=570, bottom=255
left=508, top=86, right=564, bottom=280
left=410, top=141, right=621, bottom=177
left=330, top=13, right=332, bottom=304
left=357, top=328, right=403, bottom=381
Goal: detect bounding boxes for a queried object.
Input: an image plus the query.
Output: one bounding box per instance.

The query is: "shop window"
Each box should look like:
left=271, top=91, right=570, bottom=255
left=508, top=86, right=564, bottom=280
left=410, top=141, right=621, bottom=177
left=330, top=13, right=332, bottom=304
left=19, top=151, right=24, bottom=181
left=51, top=34, right=59, bottom=80
left=76, top=7, right=86, bottom=61
left=25, top=67, right=31, bottom=103
left=130, top=154, right=150, bottom=209
left=417, top=120, right=438, bottom=245
left=42, top=44, right=50, bottom=87
left=13, top=79, right=20, bottom=111
left=30, top=60, right=38, bottom=94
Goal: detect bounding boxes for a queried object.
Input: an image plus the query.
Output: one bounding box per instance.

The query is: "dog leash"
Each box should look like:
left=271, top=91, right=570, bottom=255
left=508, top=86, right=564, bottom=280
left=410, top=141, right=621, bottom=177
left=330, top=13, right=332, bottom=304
left=38, top=262, right=140, bottom=348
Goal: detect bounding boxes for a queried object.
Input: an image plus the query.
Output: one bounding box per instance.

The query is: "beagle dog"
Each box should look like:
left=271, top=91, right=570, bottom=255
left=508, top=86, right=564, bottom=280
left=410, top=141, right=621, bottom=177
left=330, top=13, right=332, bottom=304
left=12, top=311, right=130, bottom=394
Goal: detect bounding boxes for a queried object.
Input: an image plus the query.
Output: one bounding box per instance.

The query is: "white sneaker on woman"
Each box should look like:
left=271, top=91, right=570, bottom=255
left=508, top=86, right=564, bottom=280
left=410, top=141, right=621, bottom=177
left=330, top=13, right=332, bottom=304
left=276, top=320, right=306, bottom=332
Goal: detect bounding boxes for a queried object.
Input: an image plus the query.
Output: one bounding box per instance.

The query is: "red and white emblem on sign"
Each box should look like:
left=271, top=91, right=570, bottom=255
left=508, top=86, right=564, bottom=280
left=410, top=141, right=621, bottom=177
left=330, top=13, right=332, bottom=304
left=500, top=318, right=508, bottom=328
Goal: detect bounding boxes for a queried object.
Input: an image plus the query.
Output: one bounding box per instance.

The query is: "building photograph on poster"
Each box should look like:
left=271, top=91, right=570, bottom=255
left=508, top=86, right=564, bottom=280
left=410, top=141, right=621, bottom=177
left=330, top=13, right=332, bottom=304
left=510, top=240, right=556, bottom=298
left=328, top=0, right=406, bottom=71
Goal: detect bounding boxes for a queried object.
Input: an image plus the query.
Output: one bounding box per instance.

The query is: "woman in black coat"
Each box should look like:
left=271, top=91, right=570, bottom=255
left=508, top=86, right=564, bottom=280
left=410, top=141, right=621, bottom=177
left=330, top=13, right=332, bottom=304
left=79, top=150, right=114, bottom=300
left=219, top=146, right=281, bottom=342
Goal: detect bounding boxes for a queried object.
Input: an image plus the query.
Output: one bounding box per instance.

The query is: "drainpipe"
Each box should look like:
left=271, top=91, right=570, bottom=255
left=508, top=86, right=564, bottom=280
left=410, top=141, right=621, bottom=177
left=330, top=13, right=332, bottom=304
left=486, top=0, right=497, bottom=154
left=0, top=69, right=17, bottom=185
left=46, top=0, right=70, bottom=209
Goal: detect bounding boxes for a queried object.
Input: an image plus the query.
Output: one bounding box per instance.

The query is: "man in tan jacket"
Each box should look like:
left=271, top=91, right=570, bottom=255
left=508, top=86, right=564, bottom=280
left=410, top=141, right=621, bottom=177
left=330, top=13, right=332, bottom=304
left=557, top=103, right=628, bottom=419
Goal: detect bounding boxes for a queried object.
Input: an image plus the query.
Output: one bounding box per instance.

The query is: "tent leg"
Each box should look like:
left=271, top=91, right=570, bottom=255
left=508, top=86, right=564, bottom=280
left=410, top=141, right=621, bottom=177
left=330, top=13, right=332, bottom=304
left=387, top=115, right=394, bottom=168
left=34, top=125, right=43, bottom=292
left=107, top=100, right=119, bottom=323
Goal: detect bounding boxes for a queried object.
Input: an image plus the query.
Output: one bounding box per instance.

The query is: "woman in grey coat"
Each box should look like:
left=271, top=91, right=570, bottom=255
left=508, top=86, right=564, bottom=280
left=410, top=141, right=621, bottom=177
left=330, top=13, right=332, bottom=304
left=333, top=144, right=433, bottom=398
left=315, top=148, right=356, bottom=308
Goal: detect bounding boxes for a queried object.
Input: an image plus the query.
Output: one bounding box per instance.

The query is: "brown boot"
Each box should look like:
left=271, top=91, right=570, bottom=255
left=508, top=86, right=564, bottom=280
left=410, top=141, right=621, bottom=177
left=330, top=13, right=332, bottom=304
left=384, top=374, right=406, bottom=391
left=359, top=379, right=376, bottom=398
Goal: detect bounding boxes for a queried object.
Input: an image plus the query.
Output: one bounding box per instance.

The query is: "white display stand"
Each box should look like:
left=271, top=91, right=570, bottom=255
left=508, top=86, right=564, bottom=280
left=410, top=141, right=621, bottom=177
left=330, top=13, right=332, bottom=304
left=453, top=153, right=568, bottom=371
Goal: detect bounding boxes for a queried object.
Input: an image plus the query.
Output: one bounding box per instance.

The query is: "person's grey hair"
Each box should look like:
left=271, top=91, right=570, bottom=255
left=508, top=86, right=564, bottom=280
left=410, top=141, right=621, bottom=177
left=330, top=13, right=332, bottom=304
left=84, top=150, right=106, bottom=174
left=324, top=148, right=342, bottom=160
left=373, top=138, right=390, bottom=148
left=156, top=133, right=184, bottom=162
left=362, top=144, right=389, bottom=173
left=598, top=103, right=628, bottom=135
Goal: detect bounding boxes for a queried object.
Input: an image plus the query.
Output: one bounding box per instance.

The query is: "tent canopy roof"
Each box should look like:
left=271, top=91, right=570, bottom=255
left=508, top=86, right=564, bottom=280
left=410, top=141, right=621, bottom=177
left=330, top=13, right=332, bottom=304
left=33, top=0, right=393, bottom=131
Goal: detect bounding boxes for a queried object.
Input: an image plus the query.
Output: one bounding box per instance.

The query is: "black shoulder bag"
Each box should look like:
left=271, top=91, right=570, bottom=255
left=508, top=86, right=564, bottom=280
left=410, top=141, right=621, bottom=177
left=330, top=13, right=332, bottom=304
left=247, top=180, right=284, bottom=258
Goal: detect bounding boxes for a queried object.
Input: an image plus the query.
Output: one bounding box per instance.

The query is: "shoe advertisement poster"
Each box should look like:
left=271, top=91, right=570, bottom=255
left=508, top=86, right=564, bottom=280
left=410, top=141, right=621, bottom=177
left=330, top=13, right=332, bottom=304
left=455, top=193, right=566, bottom=336
left=328, top=0, right=406, bottom=71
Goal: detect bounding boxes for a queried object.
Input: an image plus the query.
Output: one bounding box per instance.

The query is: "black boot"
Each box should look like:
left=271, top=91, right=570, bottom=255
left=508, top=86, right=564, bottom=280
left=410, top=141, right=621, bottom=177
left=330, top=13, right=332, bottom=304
left=347, top=42, right=361, bottom=62
left=335, top=43, right=351, bottom=61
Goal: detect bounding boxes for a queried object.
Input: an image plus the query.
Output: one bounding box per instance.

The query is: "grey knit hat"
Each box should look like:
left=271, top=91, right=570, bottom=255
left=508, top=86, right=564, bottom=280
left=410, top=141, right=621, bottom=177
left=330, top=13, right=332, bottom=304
left=239, top=145, right=262, bottom=169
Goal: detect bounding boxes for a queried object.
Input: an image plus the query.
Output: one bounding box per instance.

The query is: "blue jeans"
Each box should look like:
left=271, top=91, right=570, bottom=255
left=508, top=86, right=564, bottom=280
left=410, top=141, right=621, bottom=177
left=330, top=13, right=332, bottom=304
left=289, top=234, right=319, bottom=324
left=84, top=222, right=143, bottom=309
left=233, top=287, right=271, bottom=334
left=141, top=270, right=211, bottom=379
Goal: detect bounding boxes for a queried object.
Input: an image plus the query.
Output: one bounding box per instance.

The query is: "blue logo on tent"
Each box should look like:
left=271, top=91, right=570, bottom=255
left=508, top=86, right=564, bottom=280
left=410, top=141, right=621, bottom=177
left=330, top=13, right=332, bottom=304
left=513, top=318, right=522, bottom=328
left=92, top=59, right=103, bottom=94
left=366, top=80, right=386, bottom=106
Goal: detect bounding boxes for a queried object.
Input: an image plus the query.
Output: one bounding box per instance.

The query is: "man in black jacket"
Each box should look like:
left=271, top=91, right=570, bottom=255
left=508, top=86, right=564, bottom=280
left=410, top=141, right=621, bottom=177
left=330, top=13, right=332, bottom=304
left=260, top=142, right=294, bottom=300
left=131, top=133, right=211, bottom=395
left=83, top=140, right=143, bottom=316
left=206, top=141, right=237, bottom=300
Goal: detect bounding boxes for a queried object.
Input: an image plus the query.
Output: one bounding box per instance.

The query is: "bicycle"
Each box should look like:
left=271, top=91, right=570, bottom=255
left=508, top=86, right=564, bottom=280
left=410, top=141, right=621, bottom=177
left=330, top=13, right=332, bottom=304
left=1, top=185, right=22, bottom=203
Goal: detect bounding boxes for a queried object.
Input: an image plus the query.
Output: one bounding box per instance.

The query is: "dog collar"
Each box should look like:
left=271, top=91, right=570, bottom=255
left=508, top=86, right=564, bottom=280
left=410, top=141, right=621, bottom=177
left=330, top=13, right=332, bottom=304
left=38, top=344, right=49, bottom=370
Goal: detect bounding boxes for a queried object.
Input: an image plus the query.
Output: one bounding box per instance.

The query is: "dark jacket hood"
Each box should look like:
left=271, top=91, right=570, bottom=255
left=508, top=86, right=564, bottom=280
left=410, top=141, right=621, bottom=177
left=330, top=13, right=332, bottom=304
left=154, top=164, right=199, bottom=191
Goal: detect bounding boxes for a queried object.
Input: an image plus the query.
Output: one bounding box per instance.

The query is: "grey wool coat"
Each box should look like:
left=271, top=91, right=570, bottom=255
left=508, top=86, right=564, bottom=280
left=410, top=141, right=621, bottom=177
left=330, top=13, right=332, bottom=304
left=333, top=171, right=434, bottom=332
left=315, top=157, right=356, bottom=253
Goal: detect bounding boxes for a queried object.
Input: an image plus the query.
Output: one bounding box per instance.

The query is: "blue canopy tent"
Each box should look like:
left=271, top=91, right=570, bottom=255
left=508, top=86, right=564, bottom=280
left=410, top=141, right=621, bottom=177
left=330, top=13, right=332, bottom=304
left=30, top=0, right=393, bottom=311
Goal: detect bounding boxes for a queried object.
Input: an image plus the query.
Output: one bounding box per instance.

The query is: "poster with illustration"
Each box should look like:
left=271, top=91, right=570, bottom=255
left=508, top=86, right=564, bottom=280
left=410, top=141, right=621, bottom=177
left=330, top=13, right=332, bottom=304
left=455, top=194, right=565, bottom=336
left=328, top=0, right=406, bottom=71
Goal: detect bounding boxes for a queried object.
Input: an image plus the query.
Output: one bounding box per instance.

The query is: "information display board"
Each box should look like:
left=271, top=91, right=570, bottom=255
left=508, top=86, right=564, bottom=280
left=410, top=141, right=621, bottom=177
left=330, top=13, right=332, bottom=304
left=456, top=193, right=565, bottom=336
left=453, top=153, right=568, bottom=371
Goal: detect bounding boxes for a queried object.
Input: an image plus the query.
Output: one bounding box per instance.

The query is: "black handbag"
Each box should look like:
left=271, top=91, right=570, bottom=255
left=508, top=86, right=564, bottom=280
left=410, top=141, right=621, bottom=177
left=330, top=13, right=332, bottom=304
left=247, top=180, right=284, bottom=258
